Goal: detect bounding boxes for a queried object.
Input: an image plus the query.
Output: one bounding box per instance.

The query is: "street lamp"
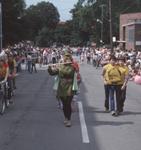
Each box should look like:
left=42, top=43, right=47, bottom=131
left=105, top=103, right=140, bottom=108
left=96, top=18, right=104, bottom=45
left=0, top=0, right=2, bottom=51
left=99, top=4, right=106, bottom=46
left=109, top=0, right=113, bottom=53
left=96, top=18, right=102, bottom=42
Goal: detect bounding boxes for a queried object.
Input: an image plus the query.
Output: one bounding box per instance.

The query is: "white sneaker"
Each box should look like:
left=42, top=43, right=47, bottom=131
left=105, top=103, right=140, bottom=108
left=111, top=111, right=116, bottom=116
left=64, top=118, right=68, bottom=124
left=65, top=120, right=71, bottom=127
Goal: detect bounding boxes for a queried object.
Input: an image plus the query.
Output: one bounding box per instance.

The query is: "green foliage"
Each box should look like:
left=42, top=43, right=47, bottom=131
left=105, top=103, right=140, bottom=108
left=23, top=1, right=60, bottom=43
left=2, top=0, right=60, bottom=47
left=2, top=0, right=141, bottom=47
left=54, top=22, right=72, bottom=45
left=2, top=0, right=26, bottom=46
left=26, top=2, right=60, bottom=29
left=36, top=27, right=55, bottom=47
left=70, top=0, right=141, bottom=46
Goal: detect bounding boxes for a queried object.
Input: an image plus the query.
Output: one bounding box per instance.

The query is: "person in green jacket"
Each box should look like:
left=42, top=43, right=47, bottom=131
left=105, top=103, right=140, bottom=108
left=48, top=52, right=75, bottom=127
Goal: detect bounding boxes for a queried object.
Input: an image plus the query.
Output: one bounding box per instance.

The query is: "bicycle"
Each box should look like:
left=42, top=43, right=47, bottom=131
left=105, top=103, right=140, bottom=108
left=0, top=80, right=9, bottom=115
left=7, top=75, right=16, bottom=103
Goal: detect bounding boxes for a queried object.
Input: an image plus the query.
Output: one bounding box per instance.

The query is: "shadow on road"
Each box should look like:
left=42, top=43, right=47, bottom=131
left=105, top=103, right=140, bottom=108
left=121, top=111, right=141, bottom=116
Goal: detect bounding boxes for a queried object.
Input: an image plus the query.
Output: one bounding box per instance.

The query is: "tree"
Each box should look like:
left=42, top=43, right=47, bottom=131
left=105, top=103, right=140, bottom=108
left=3, top=0, right=141, bottom=47
left=2, top=1, right=60, bottom=47
left=70, top=1, right=98, bottom=46
left=2, top=0, right=26, bottom=46
left=70, top=0, right=141, bottom=46
left=23, top=1, right=60, bottom=45
left=54, top=21, right=72, bottom=46
left=36, top=27, right=55, bottom=47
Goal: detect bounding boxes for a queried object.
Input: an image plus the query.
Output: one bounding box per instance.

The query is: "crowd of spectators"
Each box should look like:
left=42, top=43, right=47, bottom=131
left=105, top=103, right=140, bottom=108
left=78, top=46, right=141, bottom=85
left=1, top=42, right=141, bottom=85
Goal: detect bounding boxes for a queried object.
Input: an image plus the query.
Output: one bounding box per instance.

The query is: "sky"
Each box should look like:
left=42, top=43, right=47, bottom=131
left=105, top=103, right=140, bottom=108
left=25, top=0, right=78, bottom=21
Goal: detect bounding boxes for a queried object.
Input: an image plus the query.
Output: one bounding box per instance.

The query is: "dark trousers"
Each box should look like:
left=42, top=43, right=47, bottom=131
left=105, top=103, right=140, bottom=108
left=104, top=84, right=110, bottom=109
left=31, top=63, right=37, bottom=73
left=16, top=62, right=21, bottom=72
left=87, top=57, right=91, bottom=64
left=12, top=77, right=16, bottom=89
left=96, top=59, right=101, bottom=68
left=27, top=61, right=32, bottom=73
left=121, top=86, right=127, bottom=111
left=93, top=59, right=96, bottom=67
left=116, top=85, right=123, bottom=112
left=52, top=57, right=56, bottom=64
left=7, top=78, right=14, bottom=99
left=61, top=96, right=73, bottom=120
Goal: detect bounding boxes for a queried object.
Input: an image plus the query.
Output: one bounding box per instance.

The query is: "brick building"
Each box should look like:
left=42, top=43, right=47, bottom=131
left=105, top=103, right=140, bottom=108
left=119, top=12, right=141, bottom=51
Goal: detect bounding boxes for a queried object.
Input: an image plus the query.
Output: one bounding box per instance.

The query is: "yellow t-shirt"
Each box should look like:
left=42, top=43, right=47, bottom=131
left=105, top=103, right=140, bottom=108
left=124, top=65, right=129, bottom=76
left=104, top=64, right=122, bottom=85
left=117, top=65, right=129, bottom=85
left=103, top=63, right=111, bottom=79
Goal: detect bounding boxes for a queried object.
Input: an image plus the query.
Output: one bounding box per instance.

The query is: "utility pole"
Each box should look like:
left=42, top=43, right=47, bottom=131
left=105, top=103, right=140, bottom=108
left=109, top=0, right=113, bottom=53
left=99, top=4, right=105, bottom=45
left=0, top=0, right=2, bottom=51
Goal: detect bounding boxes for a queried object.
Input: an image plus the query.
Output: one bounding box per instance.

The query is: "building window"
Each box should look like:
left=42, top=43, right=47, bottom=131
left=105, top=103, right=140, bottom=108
left=128, top=19, right=141, bottom=23
left=128, top=27, right=134, bottom=42
left=128, top=19, right=134, bottom=23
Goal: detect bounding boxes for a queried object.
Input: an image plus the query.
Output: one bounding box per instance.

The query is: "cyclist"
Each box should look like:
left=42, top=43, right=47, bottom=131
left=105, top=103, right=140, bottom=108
left=0, top=54, right=9, bottom=102
left=0, top=54, right=9, bottom=83
left=7, top=53, right=17, bottom=101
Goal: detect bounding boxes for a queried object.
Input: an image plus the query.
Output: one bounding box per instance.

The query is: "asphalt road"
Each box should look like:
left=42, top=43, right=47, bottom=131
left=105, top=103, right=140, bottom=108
left=0, top=62, right=141, bottom=150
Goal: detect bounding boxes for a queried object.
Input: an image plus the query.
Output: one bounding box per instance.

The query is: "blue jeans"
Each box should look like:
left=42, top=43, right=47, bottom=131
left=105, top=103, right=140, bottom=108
left=109, top=85, right=116, bottom=111
left=109, top=85, right=122, bottom=111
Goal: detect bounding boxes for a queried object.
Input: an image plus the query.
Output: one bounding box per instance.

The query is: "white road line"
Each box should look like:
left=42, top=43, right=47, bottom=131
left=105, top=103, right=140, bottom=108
left=78, top=101, right=90, bottom=143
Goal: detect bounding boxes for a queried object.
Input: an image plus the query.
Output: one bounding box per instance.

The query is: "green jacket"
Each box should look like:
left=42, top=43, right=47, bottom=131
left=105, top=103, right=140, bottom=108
left=48, top=64, right=75, bottom=98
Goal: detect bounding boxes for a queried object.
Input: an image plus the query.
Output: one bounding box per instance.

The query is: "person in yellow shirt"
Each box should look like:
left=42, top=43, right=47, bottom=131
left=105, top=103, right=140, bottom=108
left=102, top=53, right=113, bottom=112
left=117, top=57, right=129, bottom=113
left=102, top=62, right=110, bottom=112
left=102, top=55, right=122, bottom=116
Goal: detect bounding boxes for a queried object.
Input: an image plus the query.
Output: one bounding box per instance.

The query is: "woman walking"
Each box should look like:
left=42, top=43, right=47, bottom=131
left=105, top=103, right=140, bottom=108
left=48, top=52, right=76, bottom=127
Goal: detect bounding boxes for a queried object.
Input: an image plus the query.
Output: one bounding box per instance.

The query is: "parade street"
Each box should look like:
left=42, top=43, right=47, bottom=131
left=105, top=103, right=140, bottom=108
left=0, top=61, right=141, bottom=150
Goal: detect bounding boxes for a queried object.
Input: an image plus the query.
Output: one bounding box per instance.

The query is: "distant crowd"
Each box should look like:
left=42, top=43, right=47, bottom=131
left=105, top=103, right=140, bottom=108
left=78, top=47, right=141, bottom=84
left=1, top=41, right=141, bottom=83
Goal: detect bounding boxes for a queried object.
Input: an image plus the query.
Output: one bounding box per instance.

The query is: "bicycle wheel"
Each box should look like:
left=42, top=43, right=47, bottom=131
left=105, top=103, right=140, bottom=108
left=0, top=93, right=6, bottom=115
left=5, top=88, right=10, bottom=107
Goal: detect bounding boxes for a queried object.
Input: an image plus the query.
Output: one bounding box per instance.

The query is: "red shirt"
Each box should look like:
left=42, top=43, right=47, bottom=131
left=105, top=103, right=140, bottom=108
left=72, top=61, right=79, bottom=72
left=4, top=63, right=9, bottom=68
left=0, top=63, right=8, bottom=78
left=72, top=61, right=81, bottom=81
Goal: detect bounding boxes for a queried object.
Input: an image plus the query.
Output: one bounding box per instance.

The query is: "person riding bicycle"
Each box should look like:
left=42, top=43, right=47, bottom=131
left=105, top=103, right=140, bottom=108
left=0, top=54, right=9, bottom=83
left=0, top=54, right=9, bottom=99
left=0, top=53, right=10, bottom=113
left=7, top=52, right=17, bottom=100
